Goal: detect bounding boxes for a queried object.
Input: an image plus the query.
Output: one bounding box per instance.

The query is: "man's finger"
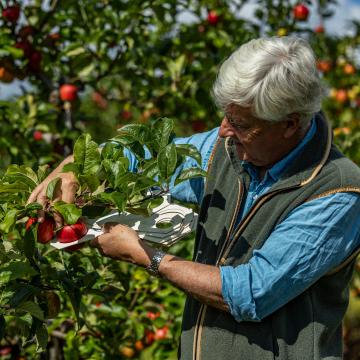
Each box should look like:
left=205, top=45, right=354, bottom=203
left=102, top=222, right=119, bottom=233
left=90, top=236, right=100, bottom=248
left=26, top=189, right=39, bottom=206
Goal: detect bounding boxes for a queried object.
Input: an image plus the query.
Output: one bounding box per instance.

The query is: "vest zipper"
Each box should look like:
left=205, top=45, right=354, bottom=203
left=192, top=179, right=243, bottom=360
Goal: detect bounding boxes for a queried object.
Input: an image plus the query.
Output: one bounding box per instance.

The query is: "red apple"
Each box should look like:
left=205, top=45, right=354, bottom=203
left=154, top=326, right=169, bottom=340
left=15, top=40, right=33, bottom=57
left=121, top=110, right=132, bottom=120
left=316, top=60, right=331, bottom=73
left=0, top=346, right=12, bottom=356
left=38, top=217, right=55, bottom=243
left=145, top=329, right=155, bottom=345
left=25, top=217, right=37, bottom=231
left=2, top=5, right=20, bottom=23
left=26, top=216, right=55, bottom=243
left=91, top=91, right=108, bottom=109
left=314, top=25, right=324, bottom=33
left=56, top=220, right=87, bottom=243
left=28, top=50, right=42, bottom=72
left=146, top=311, right=160, bottom=320
left=19, top=25, right=34, bottom=38
left=207, top=10, right=219, bottom=25
left=0, top=67, right=14, bottom=83
left=33, top=130, right=43, bottom=141
left=134, top=340, right=144, bottom=351
left=59, top=84, right=78, bottom=102
left=344, top=63, right=356, bottom=75
left=293, top=4, right=309, bottom=21
left=335, top=89, right=348, bottom=103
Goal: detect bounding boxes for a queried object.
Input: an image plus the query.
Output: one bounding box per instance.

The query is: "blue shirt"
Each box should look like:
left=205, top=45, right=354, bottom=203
left=124, top=124, right=360, bottom=322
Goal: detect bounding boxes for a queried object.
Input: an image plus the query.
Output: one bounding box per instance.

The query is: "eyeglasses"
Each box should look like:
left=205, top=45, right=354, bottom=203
left=225, top=113, right=248, bottom=131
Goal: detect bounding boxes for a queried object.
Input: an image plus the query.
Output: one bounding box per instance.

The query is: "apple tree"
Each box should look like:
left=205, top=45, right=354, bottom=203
left=1, top=0, right=360, bottom=358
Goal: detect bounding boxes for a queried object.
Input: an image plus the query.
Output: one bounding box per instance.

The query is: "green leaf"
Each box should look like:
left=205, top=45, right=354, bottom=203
left=10, top=285, right=39, bottom=308
left=0, top=181, right=31, bottom=194
left=78, top=63, right=96, bottom=80
left=46, top=178, right=61, bottom=201
left=66, top=46, right=86, bottom=57
left=16, top=301, right=44, bottom=321
left=78, top=173, right=100, bottom=193
left=115, top=124, right=150, bottom=145
left=0, top=271, right=11, bottom=286
left=174, top=167, right=207, bottom=186
left=0, top=209, right=18, bottom=233
left=4, top=165, right=38, bottom=190
left=157, top=143, right=177, bottom=180
left=62, top=163, right=81, bottom=175
left=100, top=142, right=122, bottom=160
left=0, top=262, right=38, bottom=281
left=36, top=323, right=48, bottom=351
left=141, top=160, right=159, bottom=178
left=25, top=202, right=43, bottom=212
left=152, top=117, right=174, bottom=152
left=61, top=278, right=83, bottom=328
left=102, top=159, right=128, bottom=189
left=73, top=134, right=101, bottom=175
left=52, top=202, right=82, bottom=225
left=37, top=165, right=50, bottom=183
left=131, top=177, right=158, bottom=196
left=96, top=192, right=127, bottom=212
left=175, top=144, right=202, bottom=166
left=24, top=222, right=36, bottom=262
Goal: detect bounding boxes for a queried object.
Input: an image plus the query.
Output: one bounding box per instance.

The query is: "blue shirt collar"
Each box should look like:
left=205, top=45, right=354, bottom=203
left=242, top=118, right=317, bottom=182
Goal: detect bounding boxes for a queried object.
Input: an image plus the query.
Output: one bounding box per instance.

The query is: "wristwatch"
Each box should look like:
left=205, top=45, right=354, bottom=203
left=147, top=250, right=166, bottom=277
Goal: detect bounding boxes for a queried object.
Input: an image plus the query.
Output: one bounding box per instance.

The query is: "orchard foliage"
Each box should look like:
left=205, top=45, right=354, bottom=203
left=0, top=0, right=360, bottom=358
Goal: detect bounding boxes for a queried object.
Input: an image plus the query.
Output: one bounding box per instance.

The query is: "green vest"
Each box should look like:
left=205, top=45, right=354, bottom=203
left=179, top=112, right=360, bottom=360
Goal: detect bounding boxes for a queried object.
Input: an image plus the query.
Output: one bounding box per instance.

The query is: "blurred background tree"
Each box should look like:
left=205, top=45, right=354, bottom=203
left=1, top=0, right=360, bottom=359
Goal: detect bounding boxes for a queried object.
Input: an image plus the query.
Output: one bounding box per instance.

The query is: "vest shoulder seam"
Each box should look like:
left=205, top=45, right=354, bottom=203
left=305, top=187, right=360, bottom=202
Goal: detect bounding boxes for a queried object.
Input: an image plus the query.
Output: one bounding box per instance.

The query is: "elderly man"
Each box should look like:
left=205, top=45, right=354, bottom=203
left=29, top=36, right=360, bottom=360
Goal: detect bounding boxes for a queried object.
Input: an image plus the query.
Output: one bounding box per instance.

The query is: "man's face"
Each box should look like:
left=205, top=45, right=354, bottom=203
left=218, top=104, right=292, bottom=169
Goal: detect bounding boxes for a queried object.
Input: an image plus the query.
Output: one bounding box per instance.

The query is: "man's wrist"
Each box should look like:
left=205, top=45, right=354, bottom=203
left=146, top=249, right=167, bottom=276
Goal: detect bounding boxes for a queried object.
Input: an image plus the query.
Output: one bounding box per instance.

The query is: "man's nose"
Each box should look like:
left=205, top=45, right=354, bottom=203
left=218, top=117, right=235, bottom=138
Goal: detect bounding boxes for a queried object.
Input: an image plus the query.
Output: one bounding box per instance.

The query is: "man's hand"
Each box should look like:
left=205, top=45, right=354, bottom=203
left=90, top=223, right=156, bottom=267
left=26, top=154, right=79, bottom=227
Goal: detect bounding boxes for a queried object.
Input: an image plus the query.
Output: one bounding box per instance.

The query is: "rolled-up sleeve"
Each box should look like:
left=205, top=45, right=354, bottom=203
left=220, top=192, right=360, bottom=322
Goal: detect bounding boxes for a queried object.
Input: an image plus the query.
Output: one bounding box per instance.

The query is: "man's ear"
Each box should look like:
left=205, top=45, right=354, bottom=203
left=283, top=113, right=301, bottom=138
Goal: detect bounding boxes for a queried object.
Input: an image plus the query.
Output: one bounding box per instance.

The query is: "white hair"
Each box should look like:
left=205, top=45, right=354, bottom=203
left=212, top=36, right=326, bottom=125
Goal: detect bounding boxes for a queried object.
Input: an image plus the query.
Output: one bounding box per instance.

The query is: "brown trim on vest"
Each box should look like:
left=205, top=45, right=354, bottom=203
left=300, top=118, right=333, bottom=186
left=306, top=187, right=360, bottom=202
left=326, top=247, right=360, bottom=276
left=193, top=305, right=207, bottom=360
left=206, top=137, right=221, bottom=173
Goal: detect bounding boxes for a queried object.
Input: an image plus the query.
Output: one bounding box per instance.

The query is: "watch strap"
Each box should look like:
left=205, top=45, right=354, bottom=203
left=147, top=250, right=166, bottom=277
